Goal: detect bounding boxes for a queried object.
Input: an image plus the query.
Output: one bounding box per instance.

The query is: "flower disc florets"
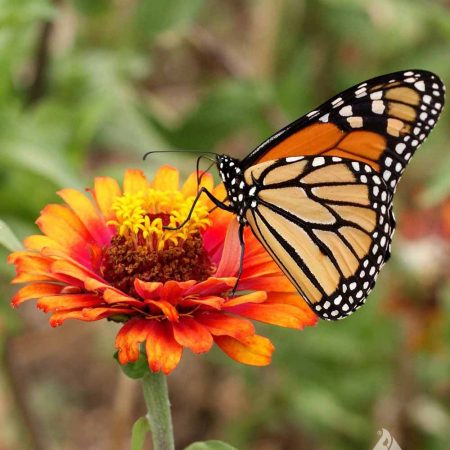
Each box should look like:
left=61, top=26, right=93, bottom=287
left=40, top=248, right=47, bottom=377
left=100, top=189, right=214, bottom=295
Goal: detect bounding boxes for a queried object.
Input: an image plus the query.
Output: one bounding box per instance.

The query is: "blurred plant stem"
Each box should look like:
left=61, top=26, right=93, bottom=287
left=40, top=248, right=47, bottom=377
left=141, top=371, right=175, bottom=450
left=27, top=0, right=62, bottom=104
left=2, top=337, right=45, bottom=450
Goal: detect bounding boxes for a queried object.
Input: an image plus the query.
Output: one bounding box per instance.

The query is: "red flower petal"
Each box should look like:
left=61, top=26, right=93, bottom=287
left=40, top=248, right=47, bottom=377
left=145, top=320, right=183, bottom=374
left=215, top=218, right=240, bottom=277
left=134, top=279, right=163, bottom=299
left=172, top=317, right=213, bottom=353
left=116, top=318, right=151, bottom=364
left=215, top=334, right=274, bottom=366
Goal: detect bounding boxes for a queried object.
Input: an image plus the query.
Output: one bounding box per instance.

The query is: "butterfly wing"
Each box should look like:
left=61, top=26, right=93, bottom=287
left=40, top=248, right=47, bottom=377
left=242, top=70, right=445, bottom=193
left=243, top=155, right=394, bottom=320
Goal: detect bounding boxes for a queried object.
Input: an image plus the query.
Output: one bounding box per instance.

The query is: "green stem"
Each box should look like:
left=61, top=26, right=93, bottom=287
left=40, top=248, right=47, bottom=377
left=141, top=371, right=175, bottom=450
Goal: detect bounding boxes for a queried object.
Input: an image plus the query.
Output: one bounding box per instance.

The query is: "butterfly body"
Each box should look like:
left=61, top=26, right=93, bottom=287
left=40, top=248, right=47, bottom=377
left=213, top=70, right=445, bottom=320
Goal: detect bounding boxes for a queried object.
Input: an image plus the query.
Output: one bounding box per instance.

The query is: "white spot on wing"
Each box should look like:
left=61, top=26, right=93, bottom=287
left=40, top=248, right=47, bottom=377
left=347, top=116, right=363, bottom=128
left=371, top=100, right=385, bottom=114
left=370, top=91, right=383, bottom=100
left=339, top=105, right=353, bottom=116
left=414, top=80, right=425, bottom=91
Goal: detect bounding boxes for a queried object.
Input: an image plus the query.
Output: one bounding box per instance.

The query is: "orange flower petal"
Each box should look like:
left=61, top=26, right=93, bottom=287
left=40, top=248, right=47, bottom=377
left=159, top=280, right=184, bottom=303
left=58, top=189, right=111, bottom=245
left=223, top=291, right=267, bottom=308
left=172, top=317, right=213, bottom=353
left=215, top=334, right=274, bottom=366
left=265, top=292, right=308, bottom=306
left=239, top=275, right=296, bottom=293
left=152, top=166, right=179, bottom=191
left=116, top=318, right=151, bottom=364
left=23, top=235, right=64, bottom=252
left=196, top=312, right=255, bottom=340
left=205, top=183, right=228, bottom=210
left=36, top=204, right=94, bottom=265
left=50, top=260, right=97, bottom=284
left=181, top=171, right=214, bottom=197
left=9, top=254, right=55, bottom=283
left=145, top=320, right=183, bottom=374
left=49, top=310, right=92, bottom=327
left=180, top=295, right=225, bottom=310
left=123, top=169, right=149, bottom=194
left=103, top=289, right=143, bottom=308
left=37, top=294, right=102, bottom=313
left=49, top=307, right=133, bottom=326
left=145, top=300, right=179, bottom=321
left=11, top=283, right=63, bottom=307
left=185, top=277, right=236, bottom=296
left=225, top=303, right=314, bottom=329
left=93, top=176, right=122, bottom=221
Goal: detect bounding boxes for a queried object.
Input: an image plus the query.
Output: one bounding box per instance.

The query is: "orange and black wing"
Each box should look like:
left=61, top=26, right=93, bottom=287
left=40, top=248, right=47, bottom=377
left=243, top=156, right=394, bottom=320
left=242, top=70, right=445, bottom=193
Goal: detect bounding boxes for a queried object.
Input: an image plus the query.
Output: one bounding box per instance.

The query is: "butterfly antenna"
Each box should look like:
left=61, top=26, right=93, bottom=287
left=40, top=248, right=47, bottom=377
left=143, top=149, right=218, bottom=161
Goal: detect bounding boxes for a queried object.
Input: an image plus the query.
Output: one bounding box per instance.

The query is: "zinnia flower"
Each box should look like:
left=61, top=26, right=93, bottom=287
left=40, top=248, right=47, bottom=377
left=8, top=167, right=317, bottom=374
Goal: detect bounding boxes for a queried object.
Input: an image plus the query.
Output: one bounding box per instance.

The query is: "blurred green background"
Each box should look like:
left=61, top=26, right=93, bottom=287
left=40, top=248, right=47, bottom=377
left=0, top=0, right=449, bottom=449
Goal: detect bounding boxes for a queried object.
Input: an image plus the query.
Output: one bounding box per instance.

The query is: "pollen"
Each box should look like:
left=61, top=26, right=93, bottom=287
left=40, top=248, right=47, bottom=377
left=108, top=189, right=211, bottom=251
left=101, top=187, right=215, bottom=293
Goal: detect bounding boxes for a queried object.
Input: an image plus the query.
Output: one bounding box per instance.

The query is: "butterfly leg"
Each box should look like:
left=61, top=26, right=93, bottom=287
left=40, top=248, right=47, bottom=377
left=163, top=186, right=232, bottom=231
left=231, top=223, right=246, bottom=296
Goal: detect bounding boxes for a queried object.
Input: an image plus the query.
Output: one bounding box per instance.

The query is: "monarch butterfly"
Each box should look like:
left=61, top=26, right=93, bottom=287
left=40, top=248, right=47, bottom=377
left=164, top=70, right=445, bottom=321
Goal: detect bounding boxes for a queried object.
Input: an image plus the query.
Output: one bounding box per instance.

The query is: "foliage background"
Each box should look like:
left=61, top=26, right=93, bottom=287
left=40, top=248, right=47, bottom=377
left=0, top=0, right=449, bottom=449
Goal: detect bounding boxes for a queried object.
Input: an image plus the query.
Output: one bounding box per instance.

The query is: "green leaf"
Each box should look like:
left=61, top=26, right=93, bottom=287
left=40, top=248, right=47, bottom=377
left=184, top=441, right=239, bottom=450
left=114, top=351, right=149, bottom=379
left=0, top=219, right=23, bottom=252
left=130, top=416, right=150, bottom=450
left=134, top=0, right=204, bottom=41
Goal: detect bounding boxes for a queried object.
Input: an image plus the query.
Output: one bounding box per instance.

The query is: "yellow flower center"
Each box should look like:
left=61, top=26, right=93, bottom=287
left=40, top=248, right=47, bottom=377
left=108, top=189, right=211, bottom=251
left=100, top=188, right=215, bottom=295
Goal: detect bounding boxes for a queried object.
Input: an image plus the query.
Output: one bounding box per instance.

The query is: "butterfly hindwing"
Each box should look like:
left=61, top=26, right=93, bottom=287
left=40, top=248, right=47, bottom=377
left=242, top=70, right=445, bottom=194
left=243, top=156, right=394, bottom=320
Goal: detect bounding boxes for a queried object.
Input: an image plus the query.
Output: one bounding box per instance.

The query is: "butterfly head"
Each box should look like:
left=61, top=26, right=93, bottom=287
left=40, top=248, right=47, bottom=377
left=217, top=154, right=249, bottom=224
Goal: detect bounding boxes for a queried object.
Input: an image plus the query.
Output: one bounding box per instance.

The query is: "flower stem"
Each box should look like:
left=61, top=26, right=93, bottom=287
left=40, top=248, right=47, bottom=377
left=141, top=371, right=175, bottom=450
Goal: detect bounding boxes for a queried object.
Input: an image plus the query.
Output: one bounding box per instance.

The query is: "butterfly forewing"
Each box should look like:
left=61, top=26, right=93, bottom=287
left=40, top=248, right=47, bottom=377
left=242, top=70, right=445, bottom=194
left=244, top=156, right=394, bottom=320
